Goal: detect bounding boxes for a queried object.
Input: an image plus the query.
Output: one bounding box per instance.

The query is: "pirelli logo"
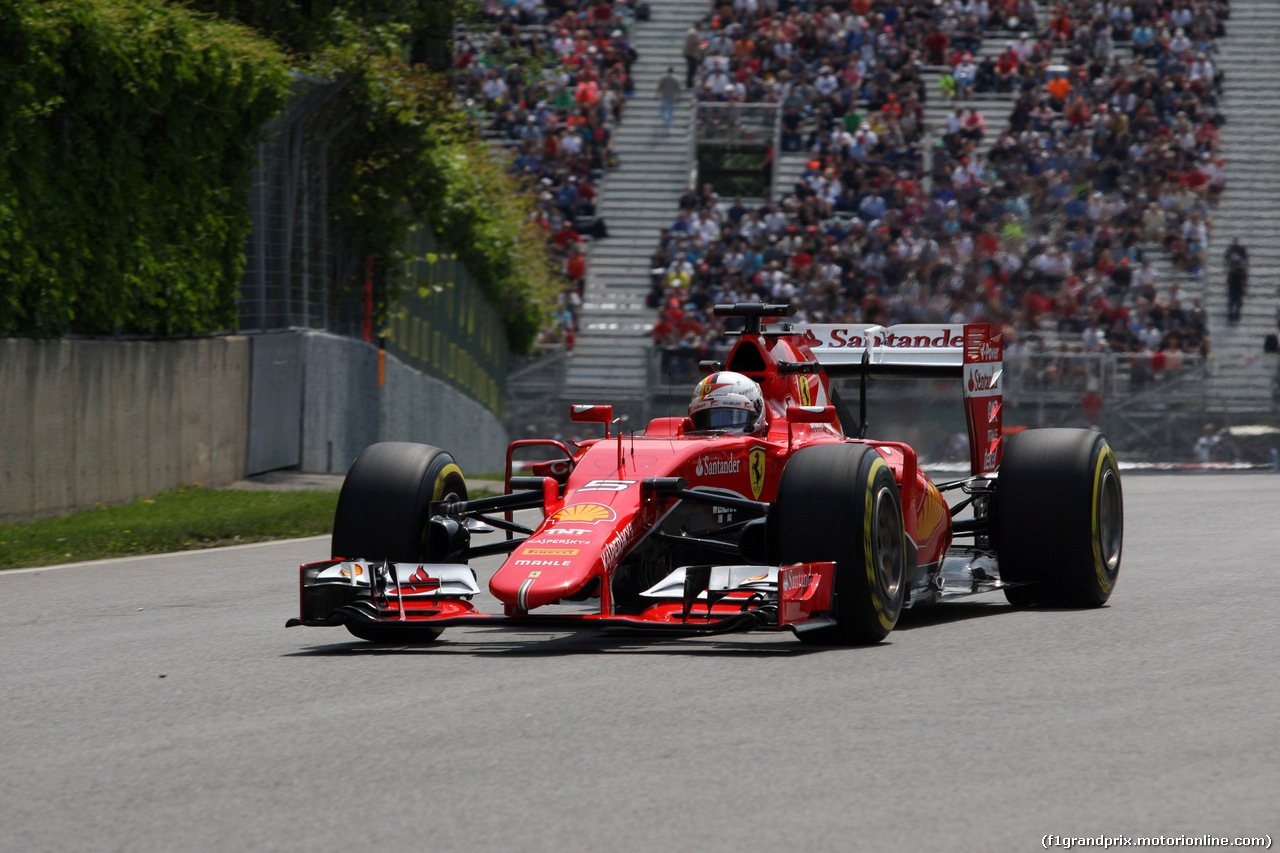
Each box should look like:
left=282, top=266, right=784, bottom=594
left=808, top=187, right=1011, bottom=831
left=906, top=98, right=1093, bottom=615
left=521, top=548, right=580, bottom=556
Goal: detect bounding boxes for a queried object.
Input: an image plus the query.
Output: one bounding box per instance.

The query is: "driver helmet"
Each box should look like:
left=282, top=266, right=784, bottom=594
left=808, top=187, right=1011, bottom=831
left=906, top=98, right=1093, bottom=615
left=689, top=371, right=767, bottom=435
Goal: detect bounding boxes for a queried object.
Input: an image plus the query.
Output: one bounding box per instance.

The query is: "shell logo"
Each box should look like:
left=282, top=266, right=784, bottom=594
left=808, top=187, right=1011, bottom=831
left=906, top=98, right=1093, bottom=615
left=339, top=566, right=364, bottom=578
left=550, top=503, right=616, bottom=524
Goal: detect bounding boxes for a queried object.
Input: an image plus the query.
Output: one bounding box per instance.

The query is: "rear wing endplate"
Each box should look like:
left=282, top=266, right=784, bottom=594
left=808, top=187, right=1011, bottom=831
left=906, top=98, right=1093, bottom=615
left=792, top=323, right=1003, bottom=475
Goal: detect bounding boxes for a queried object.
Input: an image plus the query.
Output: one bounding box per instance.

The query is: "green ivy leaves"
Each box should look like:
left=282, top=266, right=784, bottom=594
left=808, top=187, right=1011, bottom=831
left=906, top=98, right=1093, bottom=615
left=0, top=0, right=290, bottom=338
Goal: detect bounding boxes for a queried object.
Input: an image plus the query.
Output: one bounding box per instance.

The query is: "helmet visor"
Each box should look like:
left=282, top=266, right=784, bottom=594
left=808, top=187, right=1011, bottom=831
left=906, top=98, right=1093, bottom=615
left=691, top=407, right=753, bottom=432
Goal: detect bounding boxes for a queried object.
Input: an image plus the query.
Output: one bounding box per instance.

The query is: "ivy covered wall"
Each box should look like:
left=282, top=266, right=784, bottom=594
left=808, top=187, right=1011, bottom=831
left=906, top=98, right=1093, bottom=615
left=0, top=0, right=557, bottom=353
left=0, top=0, right=291, bottom=337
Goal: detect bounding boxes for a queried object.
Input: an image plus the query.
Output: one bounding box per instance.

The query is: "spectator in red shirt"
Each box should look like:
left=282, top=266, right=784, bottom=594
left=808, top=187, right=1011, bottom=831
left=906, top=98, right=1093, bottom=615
left=552, top=221, right=580, bottom=252
left=565, top=243, right=587, bottom=289
left=924, top=29, right=949, bottom=65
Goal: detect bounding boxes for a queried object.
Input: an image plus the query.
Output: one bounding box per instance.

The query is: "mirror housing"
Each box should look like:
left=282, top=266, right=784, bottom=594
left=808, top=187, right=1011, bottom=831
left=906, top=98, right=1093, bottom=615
left=786, top=405, right=837, bottom=424
left=570, top=404, right=614, bottom=437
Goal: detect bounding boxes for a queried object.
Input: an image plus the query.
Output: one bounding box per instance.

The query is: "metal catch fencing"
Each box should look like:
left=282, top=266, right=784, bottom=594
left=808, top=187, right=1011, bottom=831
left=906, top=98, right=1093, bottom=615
left=238, top=74, right=360, bottom=335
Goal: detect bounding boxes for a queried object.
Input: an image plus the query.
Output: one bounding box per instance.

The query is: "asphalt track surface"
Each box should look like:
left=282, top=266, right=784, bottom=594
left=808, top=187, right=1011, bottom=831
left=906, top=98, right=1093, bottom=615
left=2, top=474, right=1277, bottom=853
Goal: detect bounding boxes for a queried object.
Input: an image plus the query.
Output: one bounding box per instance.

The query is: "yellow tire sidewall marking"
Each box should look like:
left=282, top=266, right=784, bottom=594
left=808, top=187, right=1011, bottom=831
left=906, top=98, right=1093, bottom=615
left=1091, top=445, right=1117, bottom=594
left=433, top=462, right=463, bottom=500
left=863, top=456, right=895, bottom=631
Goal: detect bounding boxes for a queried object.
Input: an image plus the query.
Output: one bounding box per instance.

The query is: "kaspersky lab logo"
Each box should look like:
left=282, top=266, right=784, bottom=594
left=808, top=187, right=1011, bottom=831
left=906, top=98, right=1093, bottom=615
left=695, top=454, right=741, bottom=477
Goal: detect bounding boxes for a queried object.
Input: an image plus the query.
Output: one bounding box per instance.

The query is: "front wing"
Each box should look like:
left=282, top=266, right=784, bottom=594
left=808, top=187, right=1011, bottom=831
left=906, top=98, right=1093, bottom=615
left=287, top=559, right=837, bottom=637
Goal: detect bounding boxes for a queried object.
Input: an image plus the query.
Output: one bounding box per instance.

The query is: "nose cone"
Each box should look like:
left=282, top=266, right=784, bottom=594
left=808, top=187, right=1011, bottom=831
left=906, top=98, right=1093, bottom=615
left=490, top=554, right=598, bottom=611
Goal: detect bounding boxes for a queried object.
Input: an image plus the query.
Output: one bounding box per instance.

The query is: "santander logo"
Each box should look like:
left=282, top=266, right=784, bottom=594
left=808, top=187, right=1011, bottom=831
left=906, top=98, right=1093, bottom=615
left=695, top=454, right=741, bottom=477
left=968, top=369, right=1000, bottom=392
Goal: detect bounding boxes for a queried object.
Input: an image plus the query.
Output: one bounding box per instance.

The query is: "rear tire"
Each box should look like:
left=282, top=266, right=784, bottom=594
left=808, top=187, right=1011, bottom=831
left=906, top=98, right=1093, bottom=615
left=771, top=443, right=906, bottom=644
left=993, top=429, right=1123, bottom=608
left=330, top=442, right=467, bottom=643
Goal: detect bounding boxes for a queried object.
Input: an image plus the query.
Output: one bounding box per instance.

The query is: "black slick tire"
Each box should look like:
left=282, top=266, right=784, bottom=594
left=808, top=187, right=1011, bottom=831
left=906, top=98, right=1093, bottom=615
left=330, top=442, right=467, bottom=644
left=771, top=443, right=907, bottom=645
left=993, top=429, right=1123, bottom=608
left=331, top=442, right=467, bottom=563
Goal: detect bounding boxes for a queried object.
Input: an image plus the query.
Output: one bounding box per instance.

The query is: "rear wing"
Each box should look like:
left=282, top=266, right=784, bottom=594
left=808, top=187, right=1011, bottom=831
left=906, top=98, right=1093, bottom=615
left=793, top=323, right=1004, bottom=476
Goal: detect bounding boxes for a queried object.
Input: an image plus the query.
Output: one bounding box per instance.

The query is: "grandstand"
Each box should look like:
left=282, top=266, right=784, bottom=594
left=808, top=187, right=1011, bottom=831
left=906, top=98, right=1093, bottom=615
left=463, top=0, right=1279, bottom=456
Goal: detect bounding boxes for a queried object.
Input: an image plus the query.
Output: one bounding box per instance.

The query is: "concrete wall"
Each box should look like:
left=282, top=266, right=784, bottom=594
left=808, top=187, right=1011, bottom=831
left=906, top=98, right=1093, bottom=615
left=294, top=330, right=509, bottom=477
left=0, top=332, right=510, bottom=522
left=298, top=332, right=380, bottom=475
left=0, top=337, right=250, bottom=522
left=380, top=348, right=510, bottom=475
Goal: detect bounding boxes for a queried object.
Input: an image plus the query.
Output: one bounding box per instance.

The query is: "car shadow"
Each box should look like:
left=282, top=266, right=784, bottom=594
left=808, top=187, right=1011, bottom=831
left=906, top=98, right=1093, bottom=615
left=285, top=628, right=866, bottom=658
left=284, top=599, right=1049, bottom=656
left=893, top=599, right=1017, bottom=630
left=899, top=598, right=1114, bottom=628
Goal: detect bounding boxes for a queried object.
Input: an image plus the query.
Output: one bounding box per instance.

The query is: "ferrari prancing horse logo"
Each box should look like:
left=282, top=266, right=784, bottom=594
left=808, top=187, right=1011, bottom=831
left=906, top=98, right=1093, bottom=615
left=748, top=447, right=766, bottom=500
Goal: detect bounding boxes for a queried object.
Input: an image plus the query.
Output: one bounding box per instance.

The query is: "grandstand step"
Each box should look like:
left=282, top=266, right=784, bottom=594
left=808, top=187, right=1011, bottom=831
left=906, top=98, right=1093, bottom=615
left=564, top=357, right=649, bottom=371
left=588, top=248, right=661, bottom=261
left=596, top=190, right=688, bottom=203
left=580, top=317, right=655, bottom=332
left=591, top=234, right=671, bottom=248
left=586, top=272, right=653, bottom=286
left=586, top=253, right=655, bottom=267
left=568, top=353, right=652, bottom=368
left=1200, top=0, right=1280, bottom=413
left=586, top=254, right=657, bottom=268
left=603, top=166, right=690, bottom=178
left=582, top=0, right=700, bottom=409
left=564, top=362, right=650, bottom=376
left=581, top=305, right=650, bottom=317
left=563, top=378, right=650, bottom=394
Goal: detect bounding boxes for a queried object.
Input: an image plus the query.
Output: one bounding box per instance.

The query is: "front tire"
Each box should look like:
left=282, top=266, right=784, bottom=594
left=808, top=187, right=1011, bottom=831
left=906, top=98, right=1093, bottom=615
left=771, top=443, right=907, bottom=645
left=993, top=429, right=1123, bottom=607
left=331, top=442, right=468, bottom=563
left=330, top=442, right=467, bottom=643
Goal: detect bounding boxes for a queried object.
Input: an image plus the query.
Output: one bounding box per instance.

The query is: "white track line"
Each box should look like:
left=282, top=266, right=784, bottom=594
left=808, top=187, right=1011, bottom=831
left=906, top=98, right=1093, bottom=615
left=1, top=535, right=329, bottom=576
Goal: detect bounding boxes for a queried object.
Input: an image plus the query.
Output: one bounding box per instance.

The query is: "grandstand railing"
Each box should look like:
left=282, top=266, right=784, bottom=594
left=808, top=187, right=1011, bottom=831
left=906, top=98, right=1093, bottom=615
left=505, top=345, right=571, bottom=437
left=651, top=345, right=1206, bottom=404
left=647, top=344, right=1210, bottom=461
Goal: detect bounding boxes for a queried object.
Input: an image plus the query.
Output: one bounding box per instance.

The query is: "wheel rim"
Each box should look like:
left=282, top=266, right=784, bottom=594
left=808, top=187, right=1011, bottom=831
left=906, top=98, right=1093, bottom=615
left=419, top=468, right=466, bottom=560
left=1096, top=467, right=1123, bottom=575
left=872, top=485, right=904, bottom=599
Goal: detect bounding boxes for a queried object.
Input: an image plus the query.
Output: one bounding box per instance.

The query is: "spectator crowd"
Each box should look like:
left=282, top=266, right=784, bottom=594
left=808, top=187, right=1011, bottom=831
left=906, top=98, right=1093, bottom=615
left=647, top=0, right=1230, bottom=385
left=452, top=0, right=643, bottom=348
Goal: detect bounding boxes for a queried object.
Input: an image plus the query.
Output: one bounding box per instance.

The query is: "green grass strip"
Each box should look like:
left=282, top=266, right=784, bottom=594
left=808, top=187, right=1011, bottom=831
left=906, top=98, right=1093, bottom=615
left=0, top=487, right=339, bottom=570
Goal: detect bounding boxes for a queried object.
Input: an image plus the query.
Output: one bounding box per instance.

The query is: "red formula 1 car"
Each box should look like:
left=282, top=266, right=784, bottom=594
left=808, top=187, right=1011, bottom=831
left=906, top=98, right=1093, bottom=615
left=288, top=304, right=1124, bottom=645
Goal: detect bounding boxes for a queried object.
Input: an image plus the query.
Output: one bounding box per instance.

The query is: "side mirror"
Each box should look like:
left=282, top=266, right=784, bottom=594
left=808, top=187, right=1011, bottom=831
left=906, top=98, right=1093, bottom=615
left=530, top=458, right=572, bottom=483
left=570, top=404, right=614, bottom=437
left=786, top=405, right=837, bottom=424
